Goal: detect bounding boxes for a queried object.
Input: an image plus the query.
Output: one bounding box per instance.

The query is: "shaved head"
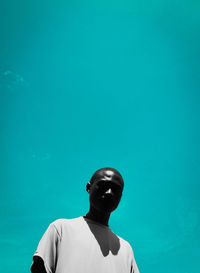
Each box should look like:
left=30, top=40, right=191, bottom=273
left=90, top=167, right=124, bottom=189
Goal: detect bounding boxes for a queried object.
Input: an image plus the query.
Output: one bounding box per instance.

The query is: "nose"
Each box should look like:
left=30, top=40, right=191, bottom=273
left=105, top=188, right=113, bottom=195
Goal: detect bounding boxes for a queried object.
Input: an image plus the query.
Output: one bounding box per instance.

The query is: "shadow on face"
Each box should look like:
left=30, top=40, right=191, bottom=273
left=87, top=167, right=124, bottom=213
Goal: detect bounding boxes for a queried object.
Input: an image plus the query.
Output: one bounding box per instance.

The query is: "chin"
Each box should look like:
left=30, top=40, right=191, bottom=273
left=91, top=198, right=119, bottom=213
left=98, top=203, right=118, bottom=213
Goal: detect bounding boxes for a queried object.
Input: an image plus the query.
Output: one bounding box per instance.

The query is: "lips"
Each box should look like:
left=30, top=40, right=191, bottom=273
left=101, top=194, right=113, bottom=201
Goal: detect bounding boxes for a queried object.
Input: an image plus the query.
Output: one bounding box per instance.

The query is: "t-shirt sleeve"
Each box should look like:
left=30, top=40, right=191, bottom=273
left=32, top=223, right=60, bottom=273
left=130, top=257, right=140, bottom=273
left=129, top=245, right=140, bottom=273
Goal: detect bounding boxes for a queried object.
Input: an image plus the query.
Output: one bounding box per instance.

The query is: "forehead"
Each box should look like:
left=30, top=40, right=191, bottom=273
left=93, top=169, right=124, bottom=188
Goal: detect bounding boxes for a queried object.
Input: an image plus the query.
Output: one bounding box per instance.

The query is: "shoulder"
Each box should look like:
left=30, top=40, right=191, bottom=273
left=51, top=218, right=70, bottom=227
left=117, top=235, right=131, bottom=247
left=51, top=217, right=81, bottom=228
left=49, top=217, right=82, bottom=237
left=115, top=234, right=134, bottom=254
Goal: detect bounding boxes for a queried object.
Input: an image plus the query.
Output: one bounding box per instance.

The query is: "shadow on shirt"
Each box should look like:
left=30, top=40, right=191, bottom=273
left=83, top=218, right=120, bottom=257
left=31, top=218, right=121, bottom=273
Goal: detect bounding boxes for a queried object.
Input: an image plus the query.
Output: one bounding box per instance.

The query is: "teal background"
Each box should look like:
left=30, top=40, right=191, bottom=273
left=0, top=1, right=200, bottom=272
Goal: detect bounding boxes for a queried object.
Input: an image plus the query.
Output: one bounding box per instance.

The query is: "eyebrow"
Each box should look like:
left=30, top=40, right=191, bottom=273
left=96, top=180, right=123, bottom=189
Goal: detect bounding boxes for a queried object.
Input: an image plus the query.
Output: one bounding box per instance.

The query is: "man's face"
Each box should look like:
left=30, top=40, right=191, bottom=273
left=88, top=169, right=124, bottom=213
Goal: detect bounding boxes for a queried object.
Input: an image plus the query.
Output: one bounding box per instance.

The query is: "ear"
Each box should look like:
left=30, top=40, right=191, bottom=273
left=86, top=182, right=91, bottom=193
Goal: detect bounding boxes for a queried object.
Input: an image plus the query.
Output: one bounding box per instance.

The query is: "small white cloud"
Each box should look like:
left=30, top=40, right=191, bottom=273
left=0, top=69, right=29, bottom=90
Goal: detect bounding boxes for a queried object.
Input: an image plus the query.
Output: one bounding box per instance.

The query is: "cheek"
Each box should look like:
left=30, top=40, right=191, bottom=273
left=89, top=189, right=100, bottom=201
left=90, top=186, right=102, bottom=196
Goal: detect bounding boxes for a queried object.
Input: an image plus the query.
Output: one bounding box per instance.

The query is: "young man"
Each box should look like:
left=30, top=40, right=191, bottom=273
left=31, top=167, right=139, bottom=273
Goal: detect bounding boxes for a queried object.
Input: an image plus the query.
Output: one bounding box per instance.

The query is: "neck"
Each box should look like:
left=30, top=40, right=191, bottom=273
left=84, top=205, right=111, bottom=227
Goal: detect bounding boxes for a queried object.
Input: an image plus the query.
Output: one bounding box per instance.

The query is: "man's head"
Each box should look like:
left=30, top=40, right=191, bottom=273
left=86, top=167, right=124, bottom=213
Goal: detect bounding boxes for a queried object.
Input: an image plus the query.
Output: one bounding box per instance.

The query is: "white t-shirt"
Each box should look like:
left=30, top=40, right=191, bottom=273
left=32, top=216, right=139, bottom=273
